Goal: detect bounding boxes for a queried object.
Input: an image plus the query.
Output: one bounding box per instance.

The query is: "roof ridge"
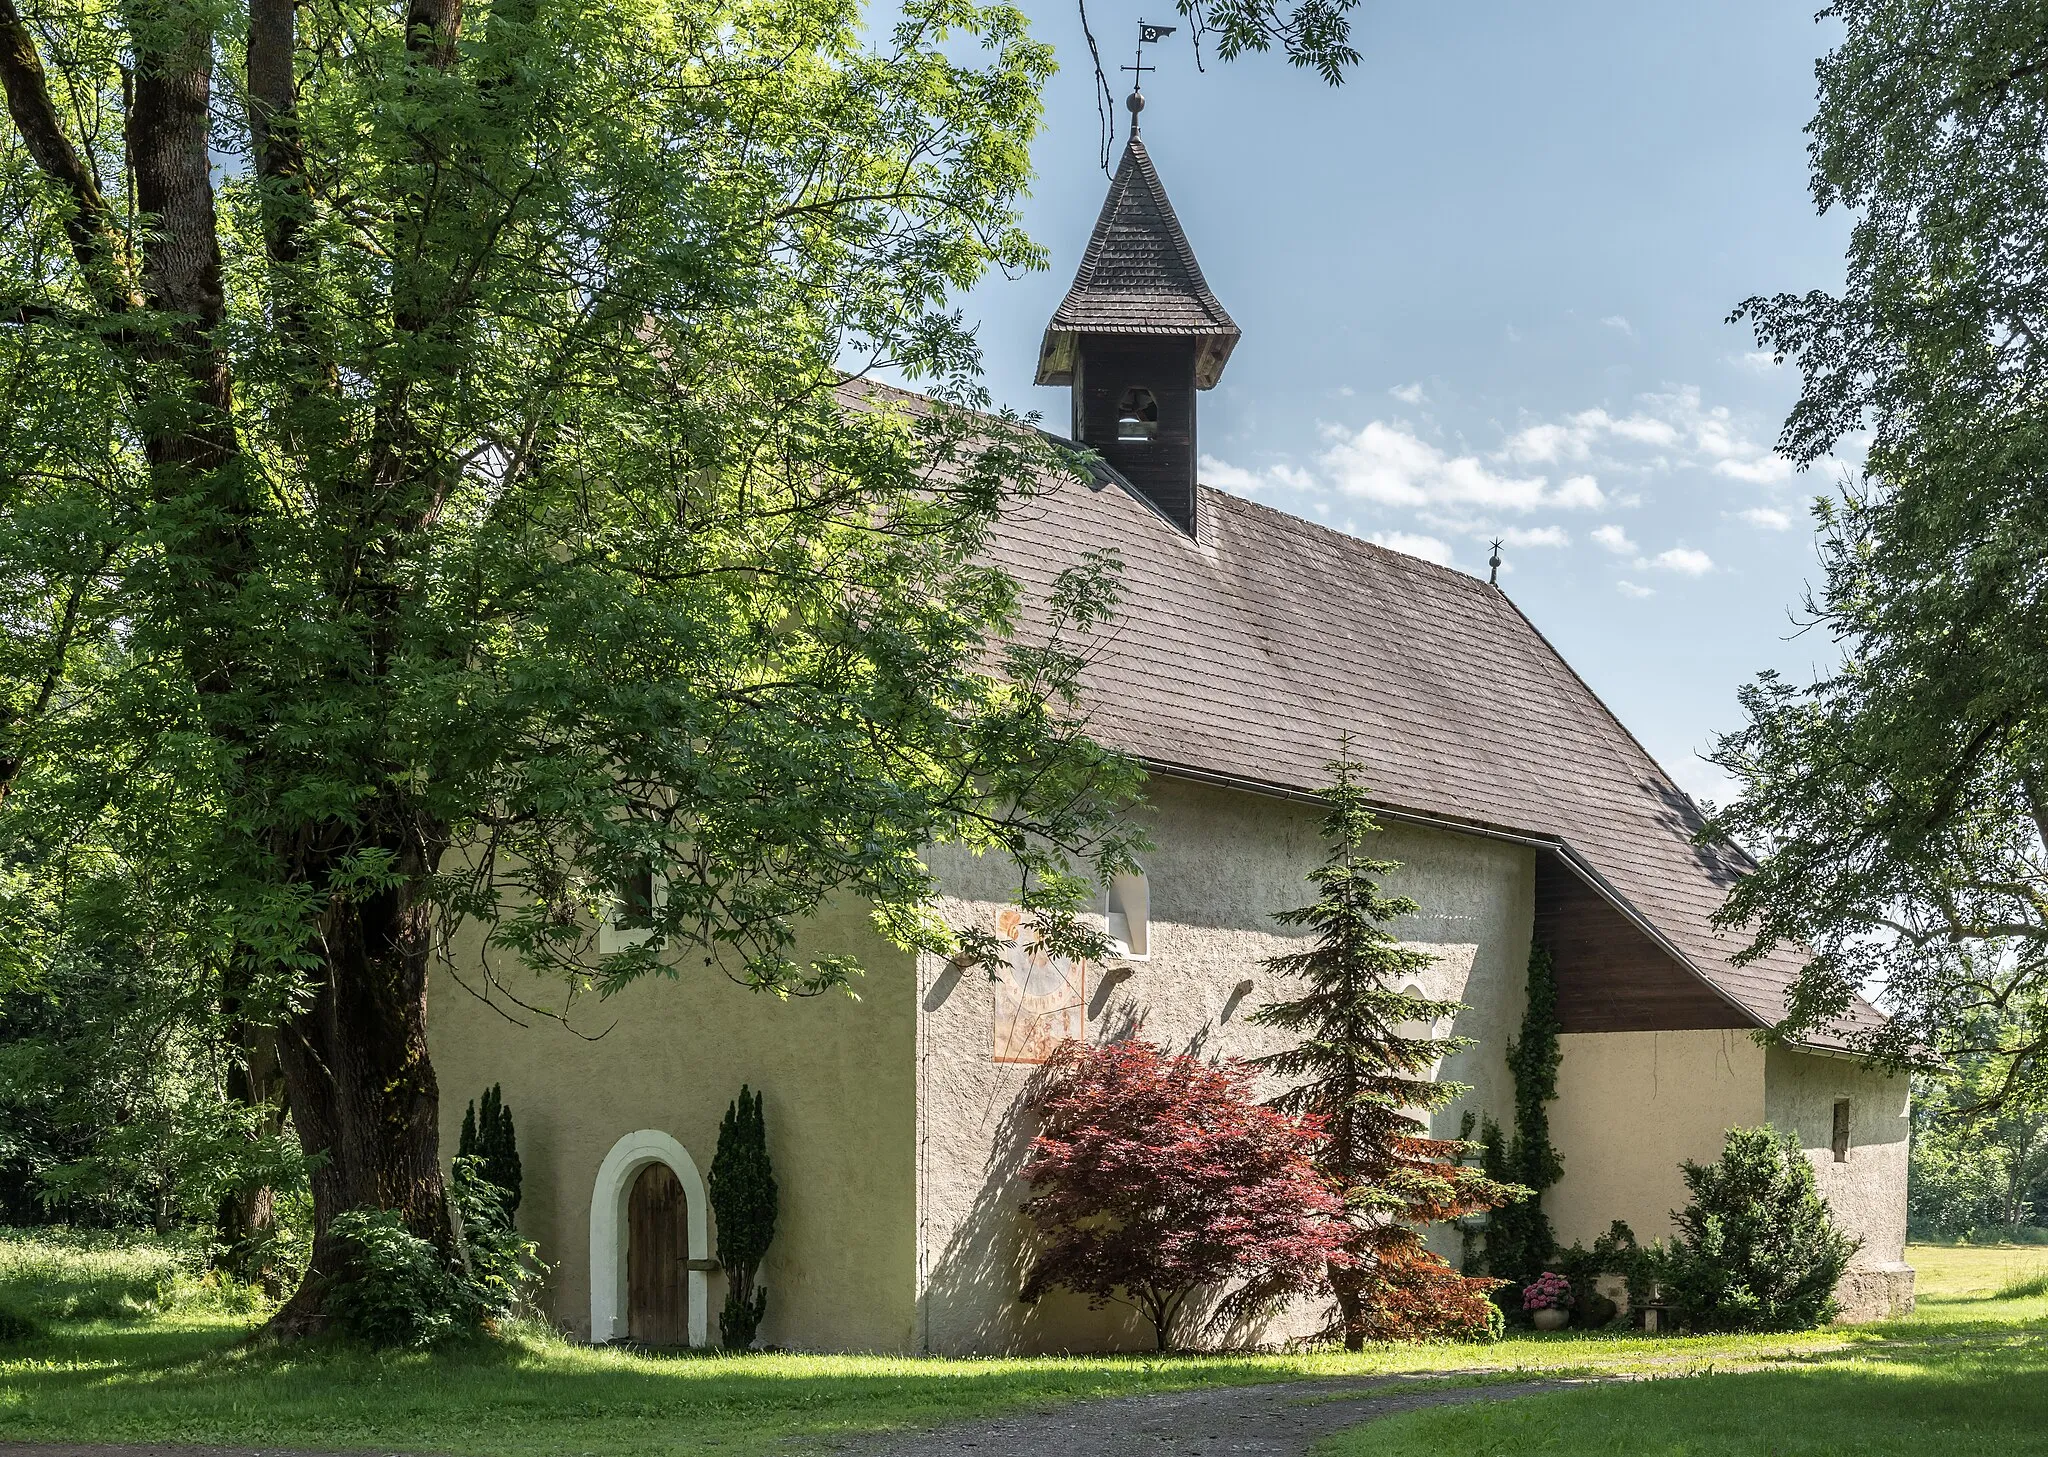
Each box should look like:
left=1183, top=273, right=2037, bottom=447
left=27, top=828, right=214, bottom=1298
left=1195, top=482, right=1497, bottom=594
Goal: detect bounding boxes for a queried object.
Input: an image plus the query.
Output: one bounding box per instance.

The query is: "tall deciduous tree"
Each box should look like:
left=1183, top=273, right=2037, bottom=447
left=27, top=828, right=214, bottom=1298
left=1252, top=750, right=1516, bottom=1347
left=1717, top=1, right=2048, bottom=1102
left=1, top=0, right=1151, bottom=1331
left=1019, top=1038, right=1344, bottom=1351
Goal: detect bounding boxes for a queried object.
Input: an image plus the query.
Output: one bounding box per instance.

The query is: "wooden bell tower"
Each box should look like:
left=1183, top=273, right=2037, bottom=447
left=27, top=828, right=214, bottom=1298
left=1036, top=108, right=1239, bottom=536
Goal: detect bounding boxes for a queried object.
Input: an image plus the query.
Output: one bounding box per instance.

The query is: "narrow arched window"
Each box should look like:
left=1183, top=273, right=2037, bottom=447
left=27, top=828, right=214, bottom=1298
left=1105, top=869, right=1149, bottom=958
left=1115, top=388, right=1159, bottom=442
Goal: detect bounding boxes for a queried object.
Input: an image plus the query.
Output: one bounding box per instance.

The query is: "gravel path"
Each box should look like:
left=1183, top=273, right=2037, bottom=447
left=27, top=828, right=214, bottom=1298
left=836, top=1373, right=1591, bottom=1457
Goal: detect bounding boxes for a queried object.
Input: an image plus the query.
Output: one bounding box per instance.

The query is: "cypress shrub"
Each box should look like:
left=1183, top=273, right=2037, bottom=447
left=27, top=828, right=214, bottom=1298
left=458, top=1085, right=522, bottom=1217
left=710, top=1085, right=777, bottom=1350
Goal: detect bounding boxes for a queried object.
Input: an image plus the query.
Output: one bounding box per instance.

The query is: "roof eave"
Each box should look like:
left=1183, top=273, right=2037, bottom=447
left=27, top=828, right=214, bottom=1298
left=1033, top=324, right=1241, bottom=389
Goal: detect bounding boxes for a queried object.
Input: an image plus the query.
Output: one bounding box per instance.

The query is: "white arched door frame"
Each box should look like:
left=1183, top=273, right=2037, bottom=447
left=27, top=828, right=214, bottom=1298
left=589, top=1129, right=710, bottom=1346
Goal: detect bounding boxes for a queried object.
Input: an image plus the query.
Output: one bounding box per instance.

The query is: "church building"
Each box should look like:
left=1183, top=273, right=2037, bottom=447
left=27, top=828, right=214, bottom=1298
left=428, top=104, right=1916, bottom=1353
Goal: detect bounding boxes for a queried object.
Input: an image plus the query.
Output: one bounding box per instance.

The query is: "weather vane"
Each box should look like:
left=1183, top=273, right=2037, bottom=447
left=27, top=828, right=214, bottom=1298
left=1121, top=20, right=1177, bottom=135
left=1488, top=538, right=1504, bottom=586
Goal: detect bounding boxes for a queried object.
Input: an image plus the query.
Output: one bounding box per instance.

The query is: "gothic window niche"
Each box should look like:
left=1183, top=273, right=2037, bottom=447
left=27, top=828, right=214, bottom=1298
left=1105, top=868, right=1149, bottom=958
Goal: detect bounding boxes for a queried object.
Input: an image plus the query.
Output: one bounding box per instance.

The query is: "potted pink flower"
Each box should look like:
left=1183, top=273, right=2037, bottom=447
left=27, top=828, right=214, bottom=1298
left=1522, top=1271, right=1574, bottom=1330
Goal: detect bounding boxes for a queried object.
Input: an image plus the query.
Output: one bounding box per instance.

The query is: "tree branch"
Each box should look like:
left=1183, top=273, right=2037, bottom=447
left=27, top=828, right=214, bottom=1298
left=0, top=0, right=137, bottom=308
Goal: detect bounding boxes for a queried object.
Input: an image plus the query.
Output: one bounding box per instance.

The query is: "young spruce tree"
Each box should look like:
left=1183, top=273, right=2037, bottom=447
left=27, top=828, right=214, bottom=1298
left=1253, top=749, right=1521, bottom=1347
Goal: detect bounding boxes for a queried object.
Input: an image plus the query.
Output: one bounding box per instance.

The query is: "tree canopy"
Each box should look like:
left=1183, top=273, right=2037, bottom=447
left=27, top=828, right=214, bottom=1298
left=1, top=0, right=1150, bottom=1328
left=1716, top=0, right=2048, bottom=1102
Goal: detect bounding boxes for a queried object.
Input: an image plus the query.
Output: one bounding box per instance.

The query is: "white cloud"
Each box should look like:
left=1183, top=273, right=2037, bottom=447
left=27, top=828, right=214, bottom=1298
left=1553, top=474, right=1606, bottom=509
left=1502, top=409, right=1679, bottom=465
left=1652, top=547, right=1713, bottom=576
left=1738, top=507, right=1792, bottom=531
left=1318, top=422, right=1604, bottom=514
left=1497, top=387, right=1787, bottom=487
left=1494, top=525, right=1569, bottom=548
left=1198, top=455, right=1264, bottom=494
left=1389, top=382, right=1427, bottom=405
left=1737, top=350, right=1782, bottom=373
left=1369, top=531, right=1454, bottom=566
left=1714, top=454, right=1795, bottom=484
left=1617, top=580, right=1655, bottom=598
left=1592, top=524, right=1636, bottom=555
left=1601, top=315, right=1634, bottom=337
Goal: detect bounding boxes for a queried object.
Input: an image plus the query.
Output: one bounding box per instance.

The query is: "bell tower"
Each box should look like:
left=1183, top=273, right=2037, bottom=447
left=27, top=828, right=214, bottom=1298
left=1035, top=83, right=1239, bottom=536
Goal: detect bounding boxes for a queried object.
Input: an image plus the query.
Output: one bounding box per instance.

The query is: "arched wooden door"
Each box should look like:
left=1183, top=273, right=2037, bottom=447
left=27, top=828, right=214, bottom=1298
left=626, top=1162, right=688, bottom=1346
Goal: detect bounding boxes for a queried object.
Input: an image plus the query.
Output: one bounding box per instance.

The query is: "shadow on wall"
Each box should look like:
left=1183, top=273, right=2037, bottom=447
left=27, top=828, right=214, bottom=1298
left=923, top=988, right=1337, bottom=1355
left=923, top=1044, right=1149, bottom=1355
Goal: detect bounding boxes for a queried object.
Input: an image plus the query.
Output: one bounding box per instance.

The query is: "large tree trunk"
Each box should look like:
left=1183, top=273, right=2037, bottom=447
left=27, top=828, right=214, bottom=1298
left=267, top=856, right=452, bottom=1337
left=1330, top=1262, right=1367, bottom=1352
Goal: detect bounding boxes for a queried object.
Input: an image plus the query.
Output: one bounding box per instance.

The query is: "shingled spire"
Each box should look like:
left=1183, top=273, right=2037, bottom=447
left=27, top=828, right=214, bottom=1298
left=1036, top=130, right=1239, bottom=535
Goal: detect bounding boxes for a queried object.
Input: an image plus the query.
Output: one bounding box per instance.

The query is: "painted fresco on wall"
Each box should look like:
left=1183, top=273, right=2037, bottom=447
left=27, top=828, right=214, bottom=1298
left=991, top=907, right=1088, bottom=1064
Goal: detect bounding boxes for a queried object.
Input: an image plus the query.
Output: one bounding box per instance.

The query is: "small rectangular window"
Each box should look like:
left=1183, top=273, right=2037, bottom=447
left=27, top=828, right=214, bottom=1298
left=600, top=864, right=661, bottom=954
left=1831, top=1099, right=1851, bottom=1162
left=620, top=866, right=656, bottom=925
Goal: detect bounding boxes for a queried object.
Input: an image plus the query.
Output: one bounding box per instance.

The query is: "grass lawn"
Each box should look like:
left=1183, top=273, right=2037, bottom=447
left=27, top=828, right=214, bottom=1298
left=0, top=1234, right=2041, bottom=1457
left=1319, top=1243, right=2048, bottom=1457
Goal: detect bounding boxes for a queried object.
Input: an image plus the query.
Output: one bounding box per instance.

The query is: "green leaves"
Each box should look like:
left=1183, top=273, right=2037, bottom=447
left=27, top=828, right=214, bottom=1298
left=1717, top=1, right=2048, bottom=1096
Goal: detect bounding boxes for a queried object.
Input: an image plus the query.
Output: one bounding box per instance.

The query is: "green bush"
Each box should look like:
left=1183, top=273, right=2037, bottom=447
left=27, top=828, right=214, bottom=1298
left=457, top=1086, right=522, bottom=1217
left=326, top=1209, right=473, bottom=1349
left=710, top=1086, right=777, bottom=1351
left=1659, top=1125, right=1857, bottom=1331
left=449, top=1155, right=540, bottom=1324
left=1553, top=1221, right=1641, bottom=1327
left=326, top=1158, right=541, bottom=1348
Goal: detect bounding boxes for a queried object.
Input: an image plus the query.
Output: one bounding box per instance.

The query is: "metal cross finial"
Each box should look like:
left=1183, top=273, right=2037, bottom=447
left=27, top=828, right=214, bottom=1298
left=1488, top=538, right=1504, bottom=586
left=1121, top=21, right=1176, bottom=134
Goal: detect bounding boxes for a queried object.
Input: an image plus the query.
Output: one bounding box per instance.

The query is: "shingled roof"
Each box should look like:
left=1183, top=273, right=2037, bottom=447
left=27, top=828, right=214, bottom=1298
left=983, top=458, right=1882, bottom=1051
left=1035, top=135, right=1241, bottom=390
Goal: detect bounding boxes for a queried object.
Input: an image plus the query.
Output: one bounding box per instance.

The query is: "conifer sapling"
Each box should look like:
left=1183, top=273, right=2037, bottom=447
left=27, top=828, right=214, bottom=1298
left=1253, top=745, right=1522, bottom=1347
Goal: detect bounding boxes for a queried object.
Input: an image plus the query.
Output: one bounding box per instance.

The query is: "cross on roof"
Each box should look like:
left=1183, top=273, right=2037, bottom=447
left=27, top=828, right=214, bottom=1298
left=1120, top=21, right=1175, bottom=134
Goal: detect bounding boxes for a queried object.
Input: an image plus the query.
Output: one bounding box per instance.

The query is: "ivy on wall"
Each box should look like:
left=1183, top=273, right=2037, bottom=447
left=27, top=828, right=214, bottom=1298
left=1479, top=943, right=1563, bottom=1285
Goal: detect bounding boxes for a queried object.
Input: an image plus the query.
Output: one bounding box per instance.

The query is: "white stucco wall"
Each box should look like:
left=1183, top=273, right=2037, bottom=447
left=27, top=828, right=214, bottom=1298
left=915, top=774, right=1536, bottom=1354
left=1765, top=1045, right=1915, bottom=1319
left=1548, top=1029, right=1767, bottom=1249
left=1548, top=1031, right=1914, bottom=1322
left=427, top=900, right=920, bottom=1351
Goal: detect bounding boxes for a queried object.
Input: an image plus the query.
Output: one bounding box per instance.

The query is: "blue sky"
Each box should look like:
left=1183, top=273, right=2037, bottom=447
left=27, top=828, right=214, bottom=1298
left=957, top=1, right=1854, bottom=807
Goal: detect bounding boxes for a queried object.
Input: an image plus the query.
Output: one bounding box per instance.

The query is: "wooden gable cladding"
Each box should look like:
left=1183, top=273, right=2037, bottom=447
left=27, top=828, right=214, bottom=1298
left=1536, top=851, right=1758, bottom=1033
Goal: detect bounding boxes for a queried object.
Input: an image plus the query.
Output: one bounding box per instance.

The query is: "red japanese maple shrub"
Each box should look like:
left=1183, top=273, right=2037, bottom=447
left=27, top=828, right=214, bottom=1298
left=1018, top=1038, right=1346, bottom=1350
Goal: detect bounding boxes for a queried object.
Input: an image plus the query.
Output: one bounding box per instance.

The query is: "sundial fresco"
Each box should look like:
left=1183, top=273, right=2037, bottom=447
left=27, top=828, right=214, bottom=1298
left=990, top=906, right=1089, bottom=1064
